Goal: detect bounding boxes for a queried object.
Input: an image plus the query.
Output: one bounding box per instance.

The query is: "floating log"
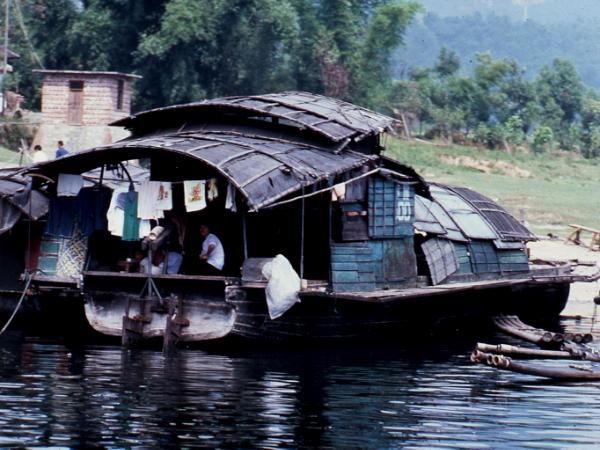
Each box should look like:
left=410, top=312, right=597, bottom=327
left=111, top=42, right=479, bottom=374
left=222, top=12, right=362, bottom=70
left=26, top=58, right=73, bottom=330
left=476, top=343, right=573, bottom=359
left=493, top=315, right=554, bottom=346
left=492, top=315, right=592, bottom=349
left=471, top=350, right=600, bottom=380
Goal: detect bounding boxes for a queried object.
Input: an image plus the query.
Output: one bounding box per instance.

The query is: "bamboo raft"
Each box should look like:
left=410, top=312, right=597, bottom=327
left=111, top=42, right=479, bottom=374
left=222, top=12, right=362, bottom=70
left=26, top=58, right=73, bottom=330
left=471, top=315, right=600, bottom=380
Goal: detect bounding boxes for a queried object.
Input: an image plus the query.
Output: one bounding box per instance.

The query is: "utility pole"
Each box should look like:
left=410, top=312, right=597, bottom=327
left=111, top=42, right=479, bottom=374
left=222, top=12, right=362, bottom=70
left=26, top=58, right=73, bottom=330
left=1, top=0, right=9, bottom=114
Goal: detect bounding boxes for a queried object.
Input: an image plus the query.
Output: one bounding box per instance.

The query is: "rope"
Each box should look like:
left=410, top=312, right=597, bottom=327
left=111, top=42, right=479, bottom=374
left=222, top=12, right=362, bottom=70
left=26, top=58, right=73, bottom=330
left=0, top=271, right=32, bottom=336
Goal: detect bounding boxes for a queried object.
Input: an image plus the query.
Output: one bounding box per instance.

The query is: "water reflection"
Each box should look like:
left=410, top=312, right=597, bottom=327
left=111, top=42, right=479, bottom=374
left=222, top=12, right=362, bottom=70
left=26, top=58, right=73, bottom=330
left=2, top=319, right=600, bottom=447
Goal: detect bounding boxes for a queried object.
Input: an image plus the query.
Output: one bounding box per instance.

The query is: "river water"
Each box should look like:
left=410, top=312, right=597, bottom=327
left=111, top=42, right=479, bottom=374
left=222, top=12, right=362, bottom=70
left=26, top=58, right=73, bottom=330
left=2, top=317, right=600, bottom=448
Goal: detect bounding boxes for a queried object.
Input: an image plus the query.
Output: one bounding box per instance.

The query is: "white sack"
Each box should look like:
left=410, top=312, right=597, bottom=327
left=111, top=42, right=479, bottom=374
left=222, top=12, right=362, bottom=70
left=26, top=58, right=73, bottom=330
left=261, top=254, right=301, bottom=320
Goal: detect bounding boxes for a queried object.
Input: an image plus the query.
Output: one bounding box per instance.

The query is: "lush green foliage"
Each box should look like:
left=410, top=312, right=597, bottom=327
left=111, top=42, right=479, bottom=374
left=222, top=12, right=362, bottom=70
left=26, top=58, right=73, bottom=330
left=4, top=0, right=419, bottom=111
left=390, top=49, right=599, bottom=156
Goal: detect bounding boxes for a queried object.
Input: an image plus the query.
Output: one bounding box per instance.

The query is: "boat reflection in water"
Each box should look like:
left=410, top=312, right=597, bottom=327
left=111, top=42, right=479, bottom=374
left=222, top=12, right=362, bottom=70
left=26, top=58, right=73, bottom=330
left=3, top=320, right=600, bottom=448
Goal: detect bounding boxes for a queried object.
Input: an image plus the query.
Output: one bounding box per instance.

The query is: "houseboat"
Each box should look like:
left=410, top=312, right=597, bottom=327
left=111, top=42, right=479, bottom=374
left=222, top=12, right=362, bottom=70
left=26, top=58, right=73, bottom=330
left=0, top=92, right=595, bottom=346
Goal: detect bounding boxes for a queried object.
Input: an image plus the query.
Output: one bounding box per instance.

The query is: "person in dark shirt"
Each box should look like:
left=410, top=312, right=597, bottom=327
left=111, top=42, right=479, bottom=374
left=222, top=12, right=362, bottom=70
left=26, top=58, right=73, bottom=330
left=55, top=140, right=70, bottom=158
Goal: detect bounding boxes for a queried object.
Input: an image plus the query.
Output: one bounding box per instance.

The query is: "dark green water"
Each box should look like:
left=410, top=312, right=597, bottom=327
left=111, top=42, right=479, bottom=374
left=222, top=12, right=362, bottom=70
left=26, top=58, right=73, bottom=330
left=1, top=318, right=600, bottom=448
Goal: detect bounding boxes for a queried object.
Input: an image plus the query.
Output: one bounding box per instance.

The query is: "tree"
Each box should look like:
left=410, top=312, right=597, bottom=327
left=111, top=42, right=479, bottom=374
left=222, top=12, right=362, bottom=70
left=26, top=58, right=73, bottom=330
left=354, top=0, right=420, bottom=108
left=535, top=58, right=584, bottom=146
left=531, top=126, right=554, bottom=154
left=434, top=46, right=460, bottom=78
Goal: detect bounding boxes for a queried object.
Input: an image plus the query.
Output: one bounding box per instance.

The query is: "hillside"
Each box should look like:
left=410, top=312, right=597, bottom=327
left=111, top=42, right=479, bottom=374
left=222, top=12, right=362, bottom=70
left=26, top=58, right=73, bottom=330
left=394, top=9, right=600, bottom=89
left=385, top=138, right=600, bottom=237
left=414, top=0, right=600, bottom=24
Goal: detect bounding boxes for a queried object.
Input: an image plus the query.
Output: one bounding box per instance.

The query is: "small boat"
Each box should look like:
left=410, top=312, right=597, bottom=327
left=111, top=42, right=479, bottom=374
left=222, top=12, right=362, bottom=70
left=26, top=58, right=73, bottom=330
left=0, top=91, right=597, bottom=346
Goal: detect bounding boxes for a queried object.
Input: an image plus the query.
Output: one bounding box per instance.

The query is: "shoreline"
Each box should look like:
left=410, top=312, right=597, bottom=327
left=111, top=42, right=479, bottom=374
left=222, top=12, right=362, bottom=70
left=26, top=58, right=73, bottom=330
left=528, top=239, right=600, bottom=319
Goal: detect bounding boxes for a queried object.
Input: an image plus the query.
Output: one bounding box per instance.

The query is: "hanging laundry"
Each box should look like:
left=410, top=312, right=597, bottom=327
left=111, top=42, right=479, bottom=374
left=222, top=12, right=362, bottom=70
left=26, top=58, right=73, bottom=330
left=184, top=180, right=207, bottom=212
left=57, top=174, right=84, bottom=197
left=138, top=181, right=172, bottom=219
left=122, top=191, right=140, bottom=241
left=331, top=183, right=346, bottom=202
left=46, top=196, right=77, bottom=237
left=156, top=181, right=173, bottom=211
left=207, top=178, right=219, bottom=202
left=76, top=187, right=111, bottom=236
left=225, top=182, right=237, bottom=212
left=138, top=181, right=158, bottom=219
left=107, top=187, right=128, bottom=237
left=139, top=219, right=151, bottom=239
left=344, top=178, right=366, bottom=202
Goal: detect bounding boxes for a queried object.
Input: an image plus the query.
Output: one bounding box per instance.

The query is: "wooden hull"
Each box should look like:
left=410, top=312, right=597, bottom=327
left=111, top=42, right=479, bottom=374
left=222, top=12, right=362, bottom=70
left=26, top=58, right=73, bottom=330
left=229, top=282, right=570, bottom=341
left=1, top=272, right=571, bottom=343
left=84, top=293, right=235, bottom=342
left=80, top=279, right=569, bottom=343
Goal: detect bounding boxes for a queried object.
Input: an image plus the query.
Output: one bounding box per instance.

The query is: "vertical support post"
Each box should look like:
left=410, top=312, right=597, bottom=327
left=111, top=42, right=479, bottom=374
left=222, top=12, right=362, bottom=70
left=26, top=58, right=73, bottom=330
left=98, top=164, right=105, bottom=189
left=300, top=187, right=305, bottom=280
left=328, top=193, right=333, bottom=290
left=242, top=211, right=248, bottom=260
left=146, top=247, right=153, bottom=299
left=1, top=0, right=8, bottom=115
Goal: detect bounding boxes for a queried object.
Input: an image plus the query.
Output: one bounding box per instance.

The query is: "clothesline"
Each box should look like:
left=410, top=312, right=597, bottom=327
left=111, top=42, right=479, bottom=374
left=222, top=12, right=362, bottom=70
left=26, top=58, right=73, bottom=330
left=263, top=167, right=415, bottom=209
left=81, top=176, right=218, bottom=186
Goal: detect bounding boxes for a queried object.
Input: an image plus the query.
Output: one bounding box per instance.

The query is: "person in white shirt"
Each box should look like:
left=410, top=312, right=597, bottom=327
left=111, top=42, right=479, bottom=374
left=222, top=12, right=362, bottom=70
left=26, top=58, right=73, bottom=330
left=199, top=224, right=224, bottom=275
left=31, top=145, right=49, bottom=163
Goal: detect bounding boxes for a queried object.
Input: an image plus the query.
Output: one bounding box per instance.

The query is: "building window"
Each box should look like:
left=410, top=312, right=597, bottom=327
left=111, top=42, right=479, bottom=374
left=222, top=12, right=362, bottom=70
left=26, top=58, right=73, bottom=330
left=69, top=80, right=84, bottom=91
left=116, top=79, right=124, bottom=110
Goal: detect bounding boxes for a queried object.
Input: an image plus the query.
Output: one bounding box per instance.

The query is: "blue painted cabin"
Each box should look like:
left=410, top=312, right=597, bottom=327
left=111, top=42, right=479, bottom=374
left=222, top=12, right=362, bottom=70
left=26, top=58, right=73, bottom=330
left=330, top=175, right=532, bottom=293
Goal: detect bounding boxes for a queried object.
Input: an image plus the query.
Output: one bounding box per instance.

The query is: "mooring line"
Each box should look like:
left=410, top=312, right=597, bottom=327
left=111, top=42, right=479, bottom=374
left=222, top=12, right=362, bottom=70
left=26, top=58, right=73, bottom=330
left=0, top=272, right=32, bottom=336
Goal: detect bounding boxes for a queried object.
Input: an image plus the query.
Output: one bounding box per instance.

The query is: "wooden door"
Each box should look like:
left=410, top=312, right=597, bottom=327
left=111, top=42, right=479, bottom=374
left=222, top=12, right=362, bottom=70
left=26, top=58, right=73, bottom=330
left=67, top=80, right=84, bottom=124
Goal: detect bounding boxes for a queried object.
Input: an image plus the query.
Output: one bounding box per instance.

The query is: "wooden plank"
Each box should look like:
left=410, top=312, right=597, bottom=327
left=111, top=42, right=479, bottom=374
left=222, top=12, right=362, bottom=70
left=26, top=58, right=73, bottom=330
left=300, top=274, right=574, bottom=303
left=83, top=271, right=236, bottom=282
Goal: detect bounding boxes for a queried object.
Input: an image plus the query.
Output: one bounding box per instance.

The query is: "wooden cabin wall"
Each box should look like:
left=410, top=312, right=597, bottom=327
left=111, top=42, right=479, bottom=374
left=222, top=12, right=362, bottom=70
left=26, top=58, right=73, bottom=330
left=330, top=178, right=417, bottom=292
left=451, top=241, right=529, bottom=278
left=498, top=249, right=529, bottom=272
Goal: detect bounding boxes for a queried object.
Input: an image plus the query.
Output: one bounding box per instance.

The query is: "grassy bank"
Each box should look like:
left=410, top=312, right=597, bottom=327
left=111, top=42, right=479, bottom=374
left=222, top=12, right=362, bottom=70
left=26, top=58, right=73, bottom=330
left=385, top=138, right=600, bottom=237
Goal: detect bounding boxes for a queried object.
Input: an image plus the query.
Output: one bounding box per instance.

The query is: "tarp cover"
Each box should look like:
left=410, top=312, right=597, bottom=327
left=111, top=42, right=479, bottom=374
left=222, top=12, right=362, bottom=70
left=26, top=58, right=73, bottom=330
left=0, top=174, right=49, bottom=234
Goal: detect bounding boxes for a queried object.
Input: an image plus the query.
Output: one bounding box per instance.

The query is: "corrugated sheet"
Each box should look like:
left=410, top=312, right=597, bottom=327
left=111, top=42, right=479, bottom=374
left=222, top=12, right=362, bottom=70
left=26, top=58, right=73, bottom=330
left=444, top=185, right=535, bottom=242
left=421, top=238, right=459, bottom=285
left=430, top=185, right=497, bottom=240
left=112, top=91, right=396, bottom=143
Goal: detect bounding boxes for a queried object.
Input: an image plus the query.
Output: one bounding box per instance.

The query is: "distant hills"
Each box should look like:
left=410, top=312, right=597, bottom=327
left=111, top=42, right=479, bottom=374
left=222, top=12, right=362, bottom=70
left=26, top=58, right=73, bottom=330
left=395, top=0, right=600, bottom=89
left=414, top=0, right=600, bottom=24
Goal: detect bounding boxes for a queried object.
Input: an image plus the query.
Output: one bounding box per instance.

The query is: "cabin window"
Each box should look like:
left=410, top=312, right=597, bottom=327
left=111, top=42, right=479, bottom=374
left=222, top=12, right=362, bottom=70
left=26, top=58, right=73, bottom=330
left=116, top=79, right=124, bottom=110
left=332, top=178, right=369, bottom=242
left=335, top=203, right=369, bottom=242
